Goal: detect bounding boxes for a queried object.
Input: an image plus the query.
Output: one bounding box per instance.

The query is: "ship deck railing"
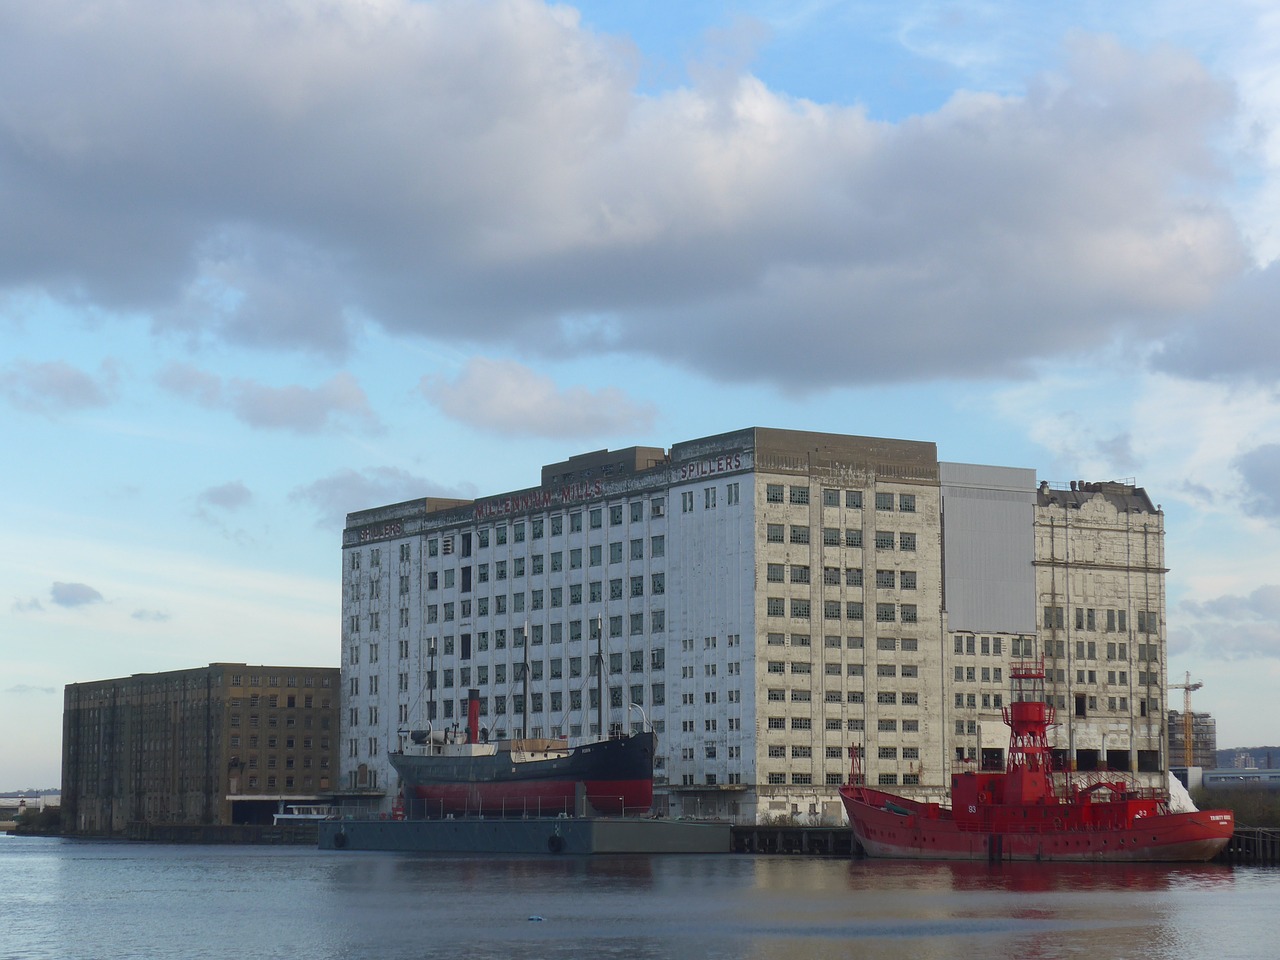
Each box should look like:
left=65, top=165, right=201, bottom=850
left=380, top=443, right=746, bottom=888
left=1055, top=771, right=1167, bottom=803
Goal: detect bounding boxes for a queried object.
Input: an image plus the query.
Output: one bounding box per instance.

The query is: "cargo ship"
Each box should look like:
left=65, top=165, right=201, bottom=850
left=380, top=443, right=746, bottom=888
left=840, top=658, right=1234, bottom=861
left=389, top=689, right=655, bottom=818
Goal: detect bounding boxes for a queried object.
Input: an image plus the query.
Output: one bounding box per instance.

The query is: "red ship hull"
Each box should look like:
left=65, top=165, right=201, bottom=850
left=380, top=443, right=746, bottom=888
left=840, top=658, right=1234, bottom=862
left=841, top=784, right=1234, bottom=862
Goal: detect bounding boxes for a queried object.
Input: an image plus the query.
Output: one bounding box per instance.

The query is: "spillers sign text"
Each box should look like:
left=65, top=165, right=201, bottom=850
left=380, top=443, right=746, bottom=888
left=675, top=451, right=743, bottom=481
left=474, top=480, right=605, bottom=520
left=355, top=521, right=404, bottom=543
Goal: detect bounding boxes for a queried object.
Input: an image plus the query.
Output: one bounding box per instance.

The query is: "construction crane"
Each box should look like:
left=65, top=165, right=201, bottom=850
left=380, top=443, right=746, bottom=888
left=1169, top=671, right=1204, bottom=768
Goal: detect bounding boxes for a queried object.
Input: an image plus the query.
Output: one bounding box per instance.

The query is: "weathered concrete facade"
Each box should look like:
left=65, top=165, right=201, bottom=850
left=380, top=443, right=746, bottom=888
left=1034, top=481, right=1167, bottom=781
left=62, top=663, right=340, bottom=835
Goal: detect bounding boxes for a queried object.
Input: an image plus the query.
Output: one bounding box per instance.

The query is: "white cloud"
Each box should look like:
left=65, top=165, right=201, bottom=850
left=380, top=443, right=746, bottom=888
left=50, top=582, right=104, bottom=607
left=421, top=357, right=656, bottom=437
left=0, top=2, right=1256, bottom=390
left=291, top=467, right=467, bottom=529
left=1233, top=443, right=1280, bottom=520
left=0, top=359, right=117, bottom=414
left=131, top=609, right=172, bottom=623
left=157, top=363, right=378, bottom=434
left=198, top=481, right=253, bottom=511
left=1179, top=584, right=1280, bottom=660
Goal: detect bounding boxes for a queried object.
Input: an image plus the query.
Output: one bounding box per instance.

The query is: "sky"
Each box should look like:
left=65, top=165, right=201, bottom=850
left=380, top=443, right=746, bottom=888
left=4, top=0, right=1280, bottom=790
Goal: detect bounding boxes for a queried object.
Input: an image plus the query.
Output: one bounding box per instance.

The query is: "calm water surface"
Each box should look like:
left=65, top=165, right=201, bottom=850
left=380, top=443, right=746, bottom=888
left=2, top=835, right=1274, bottom=959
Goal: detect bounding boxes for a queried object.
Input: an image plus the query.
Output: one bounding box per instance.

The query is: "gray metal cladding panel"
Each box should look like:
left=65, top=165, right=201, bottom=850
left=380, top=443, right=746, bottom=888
left=942, top=464, right=1036, bottom=634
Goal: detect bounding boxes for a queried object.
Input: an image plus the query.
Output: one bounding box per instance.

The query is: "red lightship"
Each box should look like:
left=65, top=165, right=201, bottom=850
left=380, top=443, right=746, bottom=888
left=840, top=658, right=1233, bottom=861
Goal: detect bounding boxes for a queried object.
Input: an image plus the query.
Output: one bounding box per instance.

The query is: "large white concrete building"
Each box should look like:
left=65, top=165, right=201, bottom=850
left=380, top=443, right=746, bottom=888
left=339, top=427, right=1169, bottom=821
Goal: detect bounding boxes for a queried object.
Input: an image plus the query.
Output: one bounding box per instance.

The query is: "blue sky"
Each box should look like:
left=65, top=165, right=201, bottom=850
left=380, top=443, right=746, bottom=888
left=5, top=0, right=1280, bottom=789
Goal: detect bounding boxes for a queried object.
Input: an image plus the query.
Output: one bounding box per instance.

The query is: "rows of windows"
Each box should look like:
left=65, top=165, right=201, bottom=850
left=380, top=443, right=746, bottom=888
left=765, top=597, right=919, bottom=623
left=227, top=674, right=330, bottom=689
left=764, top=526, right=917, bottom=551
left=767, top=564, right=918, bottom=589
left=1042, top=606, right=1157, bottom=633
left=764, top=486, right=916, bottom=514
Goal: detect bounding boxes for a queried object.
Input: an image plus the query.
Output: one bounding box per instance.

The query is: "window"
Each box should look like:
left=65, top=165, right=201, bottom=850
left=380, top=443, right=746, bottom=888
left=790, top=525, right=810, bottom=545
left=681, top=491, right=694, bottom=513
left=704, top=487, right=717, bottom=509
left=790, top=599, right=810, bottom=619
left=875, top=530, right=895, bottom=550
left=900, top=571, right=916, bottom=590
left=790, top=565, right=810, bottom=584
left=875, top=492, right=894, bottom=511
left=899, top=532, right=916, bottom=551
left=767, top=523, right=785, bottom=543
left=767, top=563, right=784, bottom=583
left=876, top=603, right=896, bottom=622
left=823, top=527, right=840, bottom=546
left=846, top=601, right=864, bottom=620
left=876, top=569, right=895, bottom=588
left=898, top=494, right=915, bottom=513
left=651, top=535, right=664, bottom=557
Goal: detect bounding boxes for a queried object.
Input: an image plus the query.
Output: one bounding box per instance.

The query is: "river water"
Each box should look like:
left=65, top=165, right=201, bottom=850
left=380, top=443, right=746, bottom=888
left=2, top=835, right=1274, bottom=959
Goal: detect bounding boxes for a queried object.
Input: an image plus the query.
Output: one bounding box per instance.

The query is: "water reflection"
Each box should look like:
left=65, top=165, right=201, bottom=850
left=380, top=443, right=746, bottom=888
left=851, top=858, right=1236, bottom=893
left=0, top=838, right=1270, bottom=960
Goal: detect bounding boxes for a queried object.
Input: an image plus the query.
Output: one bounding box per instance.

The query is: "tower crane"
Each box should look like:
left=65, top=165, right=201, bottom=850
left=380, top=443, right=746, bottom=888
left=1169, top=671, right=1204, bottom=768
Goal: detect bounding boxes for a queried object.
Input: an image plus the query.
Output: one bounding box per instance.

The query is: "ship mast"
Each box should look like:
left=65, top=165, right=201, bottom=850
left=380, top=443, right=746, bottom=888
left=1002, top=656, right=1057, bottom=803
left=593, top=615, right=604, bottom=737
left=521, top=620, right=529, bottom=738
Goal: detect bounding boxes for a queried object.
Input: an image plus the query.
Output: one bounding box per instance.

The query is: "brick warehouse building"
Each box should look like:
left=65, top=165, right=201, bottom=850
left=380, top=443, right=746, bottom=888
left=340, top=427, right=1168, bottom=822
left=62, top=663, right=340, bottom=835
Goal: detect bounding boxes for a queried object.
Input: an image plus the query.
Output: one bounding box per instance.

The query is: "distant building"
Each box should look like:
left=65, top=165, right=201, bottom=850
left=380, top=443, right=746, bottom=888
left=339, top=427, right=1171, bottom=822
left=62, top=663, right=339, bottom=835
left=1233, top=751, right=1259, bottom=769
left=1168, top=709, right=1218, bottom=770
